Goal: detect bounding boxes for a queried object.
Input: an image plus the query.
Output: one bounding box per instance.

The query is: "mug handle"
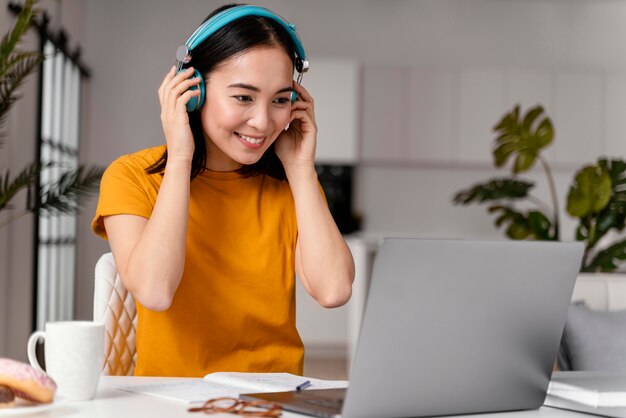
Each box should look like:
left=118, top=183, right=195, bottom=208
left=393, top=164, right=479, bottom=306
left=27, top=331, right=46, bottom=371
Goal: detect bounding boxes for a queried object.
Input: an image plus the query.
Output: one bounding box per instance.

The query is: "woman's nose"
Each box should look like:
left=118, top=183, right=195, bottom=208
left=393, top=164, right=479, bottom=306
left=247, top=105, right=272, bottom=132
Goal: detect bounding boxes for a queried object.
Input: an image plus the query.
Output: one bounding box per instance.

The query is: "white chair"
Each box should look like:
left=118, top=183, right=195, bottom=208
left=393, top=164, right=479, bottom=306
left=93, top=252, right=137, bottom=376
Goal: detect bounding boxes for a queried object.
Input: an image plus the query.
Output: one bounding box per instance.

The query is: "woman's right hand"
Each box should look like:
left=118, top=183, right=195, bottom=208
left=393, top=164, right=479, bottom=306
left=157, top=66, right=201, bottom=163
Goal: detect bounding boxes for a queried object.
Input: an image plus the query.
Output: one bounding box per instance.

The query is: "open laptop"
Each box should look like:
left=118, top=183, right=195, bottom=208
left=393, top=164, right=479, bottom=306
left=242, top=238, right=584, bottom=418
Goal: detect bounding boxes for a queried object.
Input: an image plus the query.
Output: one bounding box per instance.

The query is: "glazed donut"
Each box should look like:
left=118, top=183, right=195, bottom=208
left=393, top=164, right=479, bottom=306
left=0, top=358, right=56, bottom=404
left=0, top=385, right=15, bottom=408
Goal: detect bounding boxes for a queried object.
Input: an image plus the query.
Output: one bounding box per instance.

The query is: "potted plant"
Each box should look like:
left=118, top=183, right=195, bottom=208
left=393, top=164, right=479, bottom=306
left=1, top=0, right=103, bottom=229
left=453, top=104, right=626, bottom=273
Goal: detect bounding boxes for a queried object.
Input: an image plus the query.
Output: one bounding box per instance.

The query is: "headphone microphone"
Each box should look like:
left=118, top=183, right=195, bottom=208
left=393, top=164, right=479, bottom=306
left=176, top=5, right=309, bottom=112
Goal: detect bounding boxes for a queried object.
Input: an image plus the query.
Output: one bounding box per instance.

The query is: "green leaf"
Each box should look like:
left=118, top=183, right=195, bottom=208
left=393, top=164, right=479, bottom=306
left=513, top=152, right=536, bottom=173
left=0, top=162, right=41, bottom=210
left=575, top=222, right=590, bottom=241
left=487, top=205, right=555, bottom=240
left=586, top=159, right=626, bottom=249
left=492, top=104, right=554, bottom=174
left=0, top=50, right=43, bottom=132
left=536, top=119, right=553, bottom=148
left=527, top=211, right=554, bottom=240
left=521, top=106, right=543, bottom=131
left=0, top=0, right=39, bottom=77
left=33, top=165, right=105, bottom=215
left=566, top=164, right=612, bottom=218
left=453, top=178, right=534, bottom=205
left=583, top=239, right=626, bottom=272
left=489, top=205, right=530, bottom=239
left=494, top=104, right=520, bottom=132
left=0, top=0, right=42, bottom=136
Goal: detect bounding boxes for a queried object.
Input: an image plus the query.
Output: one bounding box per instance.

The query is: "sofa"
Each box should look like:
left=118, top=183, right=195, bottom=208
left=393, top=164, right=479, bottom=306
left=558, top=273, right=626, bottom=371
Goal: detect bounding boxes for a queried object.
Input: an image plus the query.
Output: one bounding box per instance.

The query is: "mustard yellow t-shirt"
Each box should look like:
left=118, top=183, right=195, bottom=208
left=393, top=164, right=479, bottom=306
left=92, top=146, right=304, bottom=377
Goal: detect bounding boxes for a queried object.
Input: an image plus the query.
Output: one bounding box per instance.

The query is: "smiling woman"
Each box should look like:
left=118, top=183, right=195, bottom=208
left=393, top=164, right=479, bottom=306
left=200, top=46, right=294, bottom=169
left=90, top=4, right=354, bottom=378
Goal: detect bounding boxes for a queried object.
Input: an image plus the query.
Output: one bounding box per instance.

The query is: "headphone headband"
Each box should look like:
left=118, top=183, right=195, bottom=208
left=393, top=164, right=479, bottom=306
left=179, top=5, right=307, bottom=70
left=177, top=5, right=308, bottom=112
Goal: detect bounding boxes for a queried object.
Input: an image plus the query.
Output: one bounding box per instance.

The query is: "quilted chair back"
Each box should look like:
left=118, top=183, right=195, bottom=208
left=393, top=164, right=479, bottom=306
left=93, top=252, right=137, bottom=376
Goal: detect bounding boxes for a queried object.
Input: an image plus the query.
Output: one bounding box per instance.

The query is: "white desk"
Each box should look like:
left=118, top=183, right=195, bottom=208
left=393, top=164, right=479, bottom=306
left=28, top=376, right=595, bottom=418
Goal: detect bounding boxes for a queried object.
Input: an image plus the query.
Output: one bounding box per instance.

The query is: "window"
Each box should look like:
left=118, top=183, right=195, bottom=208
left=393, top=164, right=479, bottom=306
left=33, top=30, right=90, bottom=330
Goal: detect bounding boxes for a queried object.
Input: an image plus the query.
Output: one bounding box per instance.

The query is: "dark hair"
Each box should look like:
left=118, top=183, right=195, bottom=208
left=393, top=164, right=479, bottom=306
left=146, top=4, right=296, bottom=180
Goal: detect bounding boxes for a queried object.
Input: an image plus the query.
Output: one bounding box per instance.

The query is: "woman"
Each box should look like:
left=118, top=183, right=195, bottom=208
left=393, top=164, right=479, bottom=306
left=92, top=4, right=355, bottom=377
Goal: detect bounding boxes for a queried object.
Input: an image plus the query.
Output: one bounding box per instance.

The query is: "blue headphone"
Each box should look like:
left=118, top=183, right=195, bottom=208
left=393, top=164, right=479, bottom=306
left=176, top=5, right=309, bottom=112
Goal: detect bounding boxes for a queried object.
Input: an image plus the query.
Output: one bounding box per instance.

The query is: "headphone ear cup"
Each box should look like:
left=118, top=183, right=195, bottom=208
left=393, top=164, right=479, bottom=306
left=185, top=69, right=206, bottom=112
left=290, top=90, right=297, bottom=103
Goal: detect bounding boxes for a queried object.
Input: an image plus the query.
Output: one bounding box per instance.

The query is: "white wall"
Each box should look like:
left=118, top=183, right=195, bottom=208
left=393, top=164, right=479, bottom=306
left=4, top=0, right=626, bottom=359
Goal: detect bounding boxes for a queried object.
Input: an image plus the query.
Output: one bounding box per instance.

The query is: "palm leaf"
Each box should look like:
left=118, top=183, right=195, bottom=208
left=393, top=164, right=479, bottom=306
left=453, top=178, right=534, bottom=205
left=33, top=165, right=105, bottom=215
left=0, top=51, right=43, bottom=132
left=0, top=0, right=42, bottom=144
left=2, top=49, right=41, bottom=77
left=0, top=162, right=41, bottom=210
left=0, top=0, right=39, bottom=76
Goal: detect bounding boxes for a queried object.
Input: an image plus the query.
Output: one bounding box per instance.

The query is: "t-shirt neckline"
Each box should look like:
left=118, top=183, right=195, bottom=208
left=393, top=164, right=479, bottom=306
left=199, top=168, right=245, bottom=181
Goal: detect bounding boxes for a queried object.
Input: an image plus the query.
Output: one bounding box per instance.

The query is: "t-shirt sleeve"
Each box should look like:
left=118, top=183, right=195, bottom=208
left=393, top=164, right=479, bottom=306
left=91, top=158, right=155, bottom=240
left=318, top=181, right=328, bottom=205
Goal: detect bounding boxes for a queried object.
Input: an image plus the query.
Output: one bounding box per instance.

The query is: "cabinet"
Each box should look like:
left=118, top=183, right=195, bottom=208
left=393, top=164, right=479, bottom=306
left=304, top=58, right=360, bottom=164
left=360, top=65, right=626, bottom=167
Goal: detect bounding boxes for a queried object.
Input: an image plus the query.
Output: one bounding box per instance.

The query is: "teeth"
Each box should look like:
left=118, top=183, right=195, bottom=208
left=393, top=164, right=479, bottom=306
left=238, top=133, right=264, bottom=144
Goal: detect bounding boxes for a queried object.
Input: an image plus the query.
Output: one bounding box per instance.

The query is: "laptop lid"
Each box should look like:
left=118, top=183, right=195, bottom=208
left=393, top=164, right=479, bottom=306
left=341, top=238, right=583, bottom=418
left=242, top=239, right=583, bottom=418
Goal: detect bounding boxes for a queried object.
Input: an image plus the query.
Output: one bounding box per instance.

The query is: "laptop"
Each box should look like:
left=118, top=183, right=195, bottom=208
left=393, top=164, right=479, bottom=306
left=242, top=238, right=584, bottom=418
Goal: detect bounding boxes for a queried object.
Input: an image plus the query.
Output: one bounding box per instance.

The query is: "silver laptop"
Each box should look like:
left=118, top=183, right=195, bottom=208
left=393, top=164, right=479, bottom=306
left=242, top=239, right=584, bottom=418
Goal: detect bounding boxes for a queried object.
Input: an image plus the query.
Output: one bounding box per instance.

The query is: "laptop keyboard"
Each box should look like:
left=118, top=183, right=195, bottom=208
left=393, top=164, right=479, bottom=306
left=303, top=397, right=344, bottom=410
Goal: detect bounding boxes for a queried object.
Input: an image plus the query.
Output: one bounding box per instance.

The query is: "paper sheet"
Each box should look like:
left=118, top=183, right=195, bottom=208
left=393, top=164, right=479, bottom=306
left=115, top=374, right=349, bottom=404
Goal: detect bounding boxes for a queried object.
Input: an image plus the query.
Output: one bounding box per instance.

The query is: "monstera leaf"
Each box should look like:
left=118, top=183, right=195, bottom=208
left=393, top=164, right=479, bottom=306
left=453, top=178, right=534, bottom=205
left=567, top=159, right=626, bottom=271
left=493, top=105, right=554, bottom=174
left=584, top=239, right=626, bottom=273
left=566, top=165, right=612, bottom=218
left=454, top=102, right=626, bottom=271
left=488, top=205, right=555, bottom=240
left=594, top=159, right=626, bottom=236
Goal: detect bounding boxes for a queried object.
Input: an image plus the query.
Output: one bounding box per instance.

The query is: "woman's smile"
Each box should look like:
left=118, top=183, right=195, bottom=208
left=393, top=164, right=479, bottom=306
left=235, top=132, right=266, bottom=148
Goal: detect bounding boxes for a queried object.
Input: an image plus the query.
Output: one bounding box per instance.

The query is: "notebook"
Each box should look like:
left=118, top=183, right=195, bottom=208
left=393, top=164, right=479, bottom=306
left=242, top=238, right=584, bottom=418
left=115, top=372, right=348, bottom=404
left=545, top=394, right=626, bottom=418
left=547, top=371, right=626, bottom=408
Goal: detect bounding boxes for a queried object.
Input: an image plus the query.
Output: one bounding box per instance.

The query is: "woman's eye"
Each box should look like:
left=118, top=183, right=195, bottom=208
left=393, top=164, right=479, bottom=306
left=273, top=97, right=290, bottom=105
left=233, top=95, right=252, bottom=102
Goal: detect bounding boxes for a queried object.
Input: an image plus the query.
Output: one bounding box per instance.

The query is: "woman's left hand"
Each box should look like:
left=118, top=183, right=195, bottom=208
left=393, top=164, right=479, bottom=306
left=274, top=82, right=317, bottom=174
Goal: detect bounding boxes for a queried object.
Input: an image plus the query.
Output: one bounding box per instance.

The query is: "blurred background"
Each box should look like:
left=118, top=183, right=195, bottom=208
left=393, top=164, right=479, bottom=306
left=2, top=0, right=626, bottom=378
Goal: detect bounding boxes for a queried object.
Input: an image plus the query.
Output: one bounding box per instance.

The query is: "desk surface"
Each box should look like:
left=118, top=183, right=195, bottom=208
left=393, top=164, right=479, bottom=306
left=16, top=376, right=596, bottom=418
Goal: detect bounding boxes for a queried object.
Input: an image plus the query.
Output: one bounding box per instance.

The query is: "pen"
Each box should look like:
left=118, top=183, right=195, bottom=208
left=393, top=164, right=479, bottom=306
left=296, top=380, right=311, bottom=391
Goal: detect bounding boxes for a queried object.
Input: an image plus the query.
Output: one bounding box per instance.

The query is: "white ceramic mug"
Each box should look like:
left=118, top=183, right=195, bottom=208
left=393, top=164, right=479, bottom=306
left=27, top=321, right=104, bottom=401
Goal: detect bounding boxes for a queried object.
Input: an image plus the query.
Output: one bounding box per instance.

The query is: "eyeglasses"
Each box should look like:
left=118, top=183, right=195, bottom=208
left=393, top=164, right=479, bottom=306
left=188, top=397, right=282, bottom=417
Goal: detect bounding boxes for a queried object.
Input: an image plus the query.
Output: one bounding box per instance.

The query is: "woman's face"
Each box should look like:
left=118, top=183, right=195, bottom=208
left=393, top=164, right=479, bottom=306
left=200, top=45, right=294, bottom=171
